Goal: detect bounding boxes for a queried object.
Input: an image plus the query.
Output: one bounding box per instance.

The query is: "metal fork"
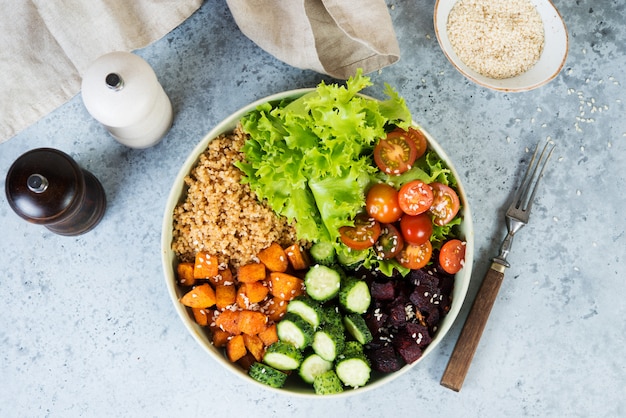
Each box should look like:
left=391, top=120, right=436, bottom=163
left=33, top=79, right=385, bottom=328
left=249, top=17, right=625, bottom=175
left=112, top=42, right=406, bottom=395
left=440, top=141, right=555, bottom=392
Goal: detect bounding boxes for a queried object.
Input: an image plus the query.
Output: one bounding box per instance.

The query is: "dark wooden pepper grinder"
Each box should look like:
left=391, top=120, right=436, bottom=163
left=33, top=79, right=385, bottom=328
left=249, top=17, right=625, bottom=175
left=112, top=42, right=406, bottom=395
left=5, top=148, right=107, bottom=236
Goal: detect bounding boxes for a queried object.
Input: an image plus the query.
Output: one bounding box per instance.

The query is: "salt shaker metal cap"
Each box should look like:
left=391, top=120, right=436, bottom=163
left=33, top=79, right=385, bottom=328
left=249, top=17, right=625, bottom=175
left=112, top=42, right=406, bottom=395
left=81, top=51, right=173, bottom=149
left=5, top=148, right=107, bottom=236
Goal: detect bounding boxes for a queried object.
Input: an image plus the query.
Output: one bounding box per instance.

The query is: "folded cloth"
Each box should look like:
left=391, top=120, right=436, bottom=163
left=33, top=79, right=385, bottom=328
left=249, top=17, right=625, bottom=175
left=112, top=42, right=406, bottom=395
left=225, top=0, right=400, bottom=80
left=0, top=0, right=202, bottom=144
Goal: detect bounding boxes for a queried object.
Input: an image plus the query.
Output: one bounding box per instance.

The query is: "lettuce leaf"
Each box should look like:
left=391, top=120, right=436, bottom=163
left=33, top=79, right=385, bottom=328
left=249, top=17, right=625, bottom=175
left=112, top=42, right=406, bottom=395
left=235, top=69, right=411, bottom=245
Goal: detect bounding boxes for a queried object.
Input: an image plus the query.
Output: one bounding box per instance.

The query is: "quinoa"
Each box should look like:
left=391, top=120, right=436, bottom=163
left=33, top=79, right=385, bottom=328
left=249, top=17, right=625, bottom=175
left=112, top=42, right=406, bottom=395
left=446, top=0, right=544, bottom=79
left=171, top=125, right=299, bottom=268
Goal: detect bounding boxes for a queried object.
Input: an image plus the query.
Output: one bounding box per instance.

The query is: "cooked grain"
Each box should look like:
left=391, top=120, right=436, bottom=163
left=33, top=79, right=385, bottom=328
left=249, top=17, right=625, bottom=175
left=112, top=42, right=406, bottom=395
left=447, top=0, right=544, bottom=79
left=171, top=125, right=299, bottom=268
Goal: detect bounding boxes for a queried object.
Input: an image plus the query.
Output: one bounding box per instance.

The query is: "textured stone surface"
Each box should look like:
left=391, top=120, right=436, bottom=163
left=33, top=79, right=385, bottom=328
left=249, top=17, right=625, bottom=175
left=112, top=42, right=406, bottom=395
left=0, top=1, right=624, bottom=416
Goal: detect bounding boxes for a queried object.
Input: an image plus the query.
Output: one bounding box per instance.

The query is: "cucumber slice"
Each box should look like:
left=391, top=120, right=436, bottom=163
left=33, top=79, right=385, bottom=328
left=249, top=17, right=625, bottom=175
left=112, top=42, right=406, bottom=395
left=248, top=362, right=288, bottom=388
left=299, top=353, right=333, bottom=384
left=339, top=277, right=371, bottom=314
left=343, top=314, right=373, bottom=345
left=304, top=265, right=342, bottom=301
left=309, top=241, right=336, bottom=266
left=263, top=341, right=303, bottom=371
left=312, top=325, right=345, bottom=362
left=335, top=352, right=371, bottom=388
left=336, top=245, right=369, bottom=270
left=313, top=370, right=344, bottom=395
left=287, top=296, right=322, bottom=329
left=276, top=313, right=314, bottom=349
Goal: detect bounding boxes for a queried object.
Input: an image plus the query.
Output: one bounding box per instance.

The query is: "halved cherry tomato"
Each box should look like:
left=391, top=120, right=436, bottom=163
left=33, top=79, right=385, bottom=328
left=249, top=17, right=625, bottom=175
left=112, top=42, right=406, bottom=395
left=374, top=223, right=404, bottom=259
left=366, top=183, right=403, bottom=223
left=396, top=240, right=433, bottom=270
left=339, top=214, right=381, bottom=251
left=398, top=180, right=434, bottom=215
left=429, top=182, right=460, bottom=226
left=439, top=239, right=466, bottom=274
left=400, top=213, right=433, bottom=245
left=405, top=127, right=428, bottom=160
left=373, top=128, right=418, bottom=175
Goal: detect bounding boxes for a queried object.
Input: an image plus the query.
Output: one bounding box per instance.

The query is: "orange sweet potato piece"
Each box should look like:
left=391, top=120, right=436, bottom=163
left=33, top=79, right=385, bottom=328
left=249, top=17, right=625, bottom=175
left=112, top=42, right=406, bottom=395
left=237, top=262, right=266, bottom=283
left=284, top=244, right=310, bottom=271
left=258, top=323, right=279, bottom=347
left=268, top=272, right=304, bottom=301
left=215, top=283, right=237, bottom=310
left=179, top=283, right=216, bottom=308
left=192, top=307, right=210, bottom=326
left=238, top=310, right=268, bottom=336
left=243, top=334, right=265, bottom=361
left=176, top=262, right=196, bottom=286
left=211, top=328, right=231, bottom=348
left=226, top=334, right=246, bottom=362
left=209, top=267, right=233, bottom=286
left=214, top=310, right=241, bottom=335
left=241, top=281, right=270, bottom=305
left=265, top=296, right=288, bottom=322
left=193, top=251, right=219, bottom=279
left=257, top=242, right=289, bottom=272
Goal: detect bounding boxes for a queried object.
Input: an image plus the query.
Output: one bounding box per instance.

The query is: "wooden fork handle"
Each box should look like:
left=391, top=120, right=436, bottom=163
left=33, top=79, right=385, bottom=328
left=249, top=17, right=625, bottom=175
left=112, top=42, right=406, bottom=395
left=440, top=262, right=506, bottom=392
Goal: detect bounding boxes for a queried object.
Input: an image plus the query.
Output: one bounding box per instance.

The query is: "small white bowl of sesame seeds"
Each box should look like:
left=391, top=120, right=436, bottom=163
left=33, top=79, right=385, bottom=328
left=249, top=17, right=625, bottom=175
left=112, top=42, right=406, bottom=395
left=434, top=0, right=568, bottom=92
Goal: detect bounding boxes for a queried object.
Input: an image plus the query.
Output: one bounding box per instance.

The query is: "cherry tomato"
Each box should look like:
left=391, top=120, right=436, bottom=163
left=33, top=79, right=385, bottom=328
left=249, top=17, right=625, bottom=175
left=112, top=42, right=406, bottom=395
left=366, top=183, right=403, bottom=223
left=398, top=180, right=434, bottom=216
left=396, top=240, right=433, bottom=270
left=429, top=182, right=461, bottom=226
left=374, top=223, right=404, bottom=259
left=400, top=213, right=433, bottom=245
left=374, top=128, right=418, bottom=175
left=405, top=127, right=428, bottom=160
left=339, top=214, right=381, bottom=251
left=439, top=239, right=466, bottom=274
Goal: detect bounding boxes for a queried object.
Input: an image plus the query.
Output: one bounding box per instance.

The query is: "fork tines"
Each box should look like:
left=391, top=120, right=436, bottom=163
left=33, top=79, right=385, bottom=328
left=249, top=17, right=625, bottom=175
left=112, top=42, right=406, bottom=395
left=512, top=141, right=555, bottom=213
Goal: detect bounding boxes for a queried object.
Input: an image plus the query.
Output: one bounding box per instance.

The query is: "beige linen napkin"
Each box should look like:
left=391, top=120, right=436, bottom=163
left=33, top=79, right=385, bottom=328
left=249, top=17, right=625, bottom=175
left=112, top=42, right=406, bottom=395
left=225, top=0, right=400, bottom=80
left=0, top=0, right=202, bottom=144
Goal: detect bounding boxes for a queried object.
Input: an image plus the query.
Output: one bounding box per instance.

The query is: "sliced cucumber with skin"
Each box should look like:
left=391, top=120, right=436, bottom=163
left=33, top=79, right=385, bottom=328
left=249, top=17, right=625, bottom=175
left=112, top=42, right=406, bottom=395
left=299, top=353, right=333, bottom=384
left=343, top=314, right=373, bottom=345
left=263, top=341, right=303, bottom=371
left=248, top=362, right=288, bottom=388
left=276, top=313, right=314, bottom=349
left=335, top=352, right=371, bottom=388
left=312, top=324, right=345, bottom=362
left=287, top=296, right=322, bottom=329
left=313, top=370, right=344, bottom=395
left=304, top=265, right=342, bottom=301
left=309, top=241, right=337, bottom=266
left=339, top=277, right=371, bottom=314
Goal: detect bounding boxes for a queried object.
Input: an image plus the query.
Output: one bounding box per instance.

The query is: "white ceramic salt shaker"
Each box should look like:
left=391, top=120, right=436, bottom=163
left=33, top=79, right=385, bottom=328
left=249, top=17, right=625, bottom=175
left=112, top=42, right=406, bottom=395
left=81, top=51, right=173, bottom=148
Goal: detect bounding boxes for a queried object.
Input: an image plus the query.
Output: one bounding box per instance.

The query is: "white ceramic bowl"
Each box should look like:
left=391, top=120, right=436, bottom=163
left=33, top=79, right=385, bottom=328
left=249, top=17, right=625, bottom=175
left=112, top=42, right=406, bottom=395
left=434, top=0, right=568, bottom=92
left=161, top=89, right=475, bottom=397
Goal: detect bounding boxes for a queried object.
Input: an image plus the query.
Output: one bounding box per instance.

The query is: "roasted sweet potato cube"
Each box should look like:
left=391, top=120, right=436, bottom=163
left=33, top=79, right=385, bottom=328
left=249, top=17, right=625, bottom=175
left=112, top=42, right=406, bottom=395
left=237, top=262, right=266, bottom=283
left=192, top=307, right=211, bottom=326
left=243, top=334, right=265, bottom=361
left=176, top=262, right=196, bottom=286
left=226, top=334, right=246, bottom=362
left=214, top=310, right=241, bottom=334
left=209, top=267, right=233, bottom=286
left=193, top=251, right=219, bottom=279
left=241, top=281, right=270, bottom=305
left=268, top=272, right=304, bottom=300
left=179, top=283, right=216, bottom=308
left=284, top=243, right=310, bottom=270
left=238, top=310, right=268, bottom=335
left=215, top=283, right=237, bottom=310
left=257, top=242, right=289, bottom=272
left=265, top=297, right=288, bottom=322
left=258, top=323, right=279, bottom=347
left=211, top=328, right=231, bottom=348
